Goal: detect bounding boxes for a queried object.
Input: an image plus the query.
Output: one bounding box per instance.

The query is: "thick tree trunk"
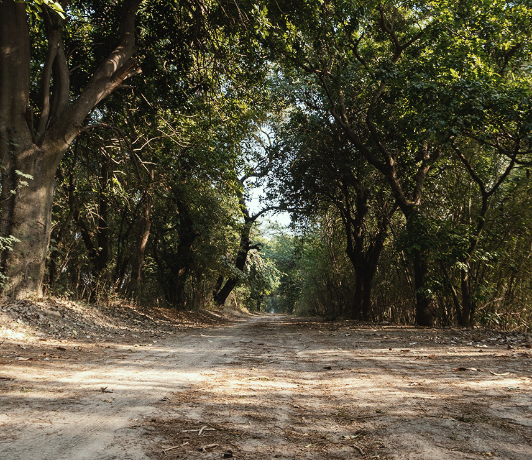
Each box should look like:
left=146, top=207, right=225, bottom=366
left=0, top=2, right=55, bottom=296
left=348, top=254, right=380, bottom=321
left=351, top=273, right=365, bottom=319
left=170, top=199, right=198, bottom=310
left=405, top=210, right=436, bottom=327
left=214, top=277, right=239, bottom=307
left=361, top=272, right=373, bottom=320
left=0, top=147, right=58, bottom=297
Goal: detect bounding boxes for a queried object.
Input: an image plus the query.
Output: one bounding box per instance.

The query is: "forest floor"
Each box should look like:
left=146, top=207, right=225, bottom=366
left=1, top=299, right=532, bottom=459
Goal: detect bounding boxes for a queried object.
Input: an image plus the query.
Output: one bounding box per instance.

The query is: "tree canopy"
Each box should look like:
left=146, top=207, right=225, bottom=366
left=0, top=0, right=531, bottom=328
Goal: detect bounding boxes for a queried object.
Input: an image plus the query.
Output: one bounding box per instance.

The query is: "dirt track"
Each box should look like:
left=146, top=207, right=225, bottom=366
left=1, top=312, right=532, bottom=459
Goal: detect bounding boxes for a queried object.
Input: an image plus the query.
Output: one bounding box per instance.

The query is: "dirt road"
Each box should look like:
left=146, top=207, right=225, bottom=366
left=1, top=313, right=532, bottom=459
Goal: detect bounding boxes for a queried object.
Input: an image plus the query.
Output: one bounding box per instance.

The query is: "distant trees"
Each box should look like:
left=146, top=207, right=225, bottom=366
left=266, top=111, right=397, bottom=319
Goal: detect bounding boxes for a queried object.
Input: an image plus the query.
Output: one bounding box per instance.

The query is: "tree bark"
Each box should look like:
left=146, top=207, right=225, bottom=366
left=0, top=147, right=57, bottom=296
left=405, top=210, right=436, bottom=327
left=347, top=237, right=386, bottom=321
left=171, top=198, right=198, bottom=310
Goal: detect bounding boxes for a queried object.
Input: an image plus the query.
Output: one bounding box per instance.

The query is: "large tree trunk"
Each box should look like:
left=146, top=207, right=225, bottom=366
left=0, top=2, right=54, bottom=296
left=351, top=272, right=365, bottom=319
left=170, top=198, right=198, bottom=310
left=348, top=246, right=383, bottom=321
left=0, top=0, right=141, bottom=297
left=0, top=147, right=58, bottom=297
left=404, top=210, right=436, bottom=327
left=349, top=253, right=375, bottom=321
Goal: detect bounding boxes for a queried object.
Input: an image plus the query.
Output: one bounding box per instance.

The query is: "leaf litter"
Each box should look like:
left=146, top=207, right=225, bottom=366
left=1, top=301, right=532, bottom=459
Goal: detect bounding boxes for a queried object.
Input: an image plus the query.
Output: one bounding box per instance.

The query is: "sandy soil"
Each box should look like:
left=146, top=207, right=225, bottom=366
left=1, top=300, right=532, bottom=459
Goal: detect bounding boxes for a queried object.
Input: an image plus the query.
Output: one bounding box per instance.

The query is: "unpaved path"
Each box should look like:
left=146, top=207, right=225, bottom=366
left=0, top=313, right=241, bottom=459
left=2, top=313, right=532, bottom=459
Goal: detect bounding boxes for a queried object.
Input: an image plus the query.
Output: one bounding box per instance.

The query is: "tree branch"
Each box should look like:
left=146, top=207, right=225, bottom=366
left=44, top=0, right=143, bottom=156
left=451, top=141, right=487, bottom=197
left=36, top=19, right=59, bottom=139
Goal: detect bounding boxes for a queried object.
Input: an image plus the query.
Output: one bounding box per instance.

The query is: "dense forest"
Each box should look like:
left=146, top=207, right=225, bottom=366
left=0, top=0, right=531, bottom=328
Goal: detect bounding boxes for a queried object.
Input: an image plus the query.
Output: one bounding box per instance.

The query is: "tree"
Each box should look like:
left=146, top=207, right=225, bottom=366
left=251, top=0, right=444, bottom=324
left=267, top=110, right=396, bottom=319
left=252, top=0, right=531, bottom=325
left=213, top=151, right=274, bottom=307
left=0, top=0, right=142, bottom=297
left=408, top=0, right=532, bottom=325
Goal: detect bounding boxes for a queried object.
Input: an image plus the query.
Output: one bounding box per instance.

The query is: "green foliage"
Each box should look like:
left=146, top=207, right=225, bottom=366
left=262, top=213, right=355, bottom=318
left=13, top=0, right=530, bottom=328
left=19, top=0, right=65, bottom=19
left=234, top=249, right=280, bottom=311
left=262, top=231, right=302, bottom=313
left=0, top=235, right=20, bottom=288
